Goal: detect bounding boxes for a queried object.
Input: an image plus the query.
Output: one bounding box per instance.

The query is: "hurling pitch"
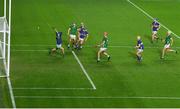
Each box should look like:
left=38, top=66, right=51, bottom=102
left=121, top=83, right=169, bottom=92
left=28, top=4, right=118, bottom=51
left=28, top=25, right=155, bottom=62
left=1, top=0, right=180, bottom=108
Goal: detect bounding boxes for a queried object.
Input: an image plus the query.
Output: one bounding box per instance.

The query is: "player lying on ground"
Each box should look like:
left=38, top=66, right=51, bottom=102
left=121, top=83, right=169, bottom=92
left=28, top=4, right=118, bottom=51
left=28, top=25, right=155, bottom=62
left=135, top=36, right=144, bottom=62
left=161, top=31, right=178, bottom=59
left=67, top=23, right=78, bottom=49
left=152, top=18, right=161, bottom=43
left=97, top=32, right=111, bottom=62
left=76, top=22, right=89, bottom=49
left=49, top=28, right=65, bottom=56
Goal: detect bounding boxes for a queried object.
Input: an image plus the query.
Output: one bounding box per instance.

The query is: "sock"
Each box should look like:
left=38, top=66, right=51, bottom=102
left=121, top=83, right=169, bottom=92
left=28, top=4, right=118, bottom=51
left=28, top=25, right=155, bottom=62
left=137, top=56, right=141, bottom=61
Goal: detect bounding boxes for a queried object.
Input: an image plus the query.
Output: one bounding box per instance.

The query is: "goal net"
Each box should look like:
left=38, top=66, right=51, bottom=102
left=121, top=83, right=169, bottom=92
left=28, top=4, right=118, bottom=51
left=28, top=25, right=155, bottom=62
left=0, top=0, right=12, bottom=78
left=0, top=33, right=5, bottom=76
left=0, top=17, right=9, bottom=77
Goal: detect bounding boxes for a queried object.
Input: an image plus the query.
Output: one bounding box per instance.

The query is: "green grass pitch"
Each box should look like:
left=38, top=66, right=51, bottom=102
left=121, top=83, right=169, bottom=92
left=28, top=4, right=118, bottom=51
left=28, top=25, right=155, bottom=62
left=1, top=0, right=180, bottom=108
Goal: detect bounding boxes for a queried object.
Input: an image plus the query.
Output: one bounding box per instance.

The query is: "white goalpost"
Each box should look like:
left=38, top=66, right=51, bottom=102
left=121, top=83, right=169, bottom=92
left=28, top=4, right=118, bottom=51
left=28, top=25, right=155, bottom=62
left=0, top=0, right=11, bottom=77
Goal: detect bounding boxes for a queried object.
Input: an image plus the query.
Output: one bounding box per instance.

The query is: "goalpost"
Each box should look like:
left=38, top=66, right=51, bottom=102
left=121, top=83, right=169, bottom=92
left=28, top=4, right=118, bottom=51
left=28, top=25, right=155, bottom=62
left=0, top=0, right=11, bottom=77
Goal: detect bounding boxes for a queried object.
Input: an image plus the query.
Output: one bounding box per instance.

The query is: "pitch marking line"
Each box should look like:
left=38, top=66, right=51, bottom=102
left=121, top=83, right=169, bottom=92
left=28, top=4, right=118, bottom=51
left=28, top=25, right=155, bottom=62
left=7, top=77, right=16, bottom=108
left=10, top=45, right=180, bottom=52
left=13, top=87, right=93, bottom=90
left=14, top=96, right=180, bottom=100
left=72, top=51, right=96, bottom=90
left=127, top=0, right=180, bottom=39
left=0, top=41, right=16, bottom=108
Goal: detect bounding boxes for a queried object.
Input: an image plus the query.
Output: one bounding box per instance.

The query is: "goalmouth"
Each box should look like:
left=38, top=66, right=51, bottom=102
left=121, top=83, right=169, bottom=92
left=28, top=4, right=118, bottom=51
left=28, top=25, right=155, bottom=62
left=0, top=0, right=11, bottom=77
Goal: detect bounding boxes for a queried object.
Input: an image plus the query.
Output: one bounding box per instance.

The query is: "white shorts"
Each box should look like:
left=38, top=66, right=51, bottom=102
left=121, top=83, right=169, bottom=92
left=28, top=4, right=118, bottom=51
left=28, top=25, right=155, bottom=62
left=56, top=44, right=62, bottom=49
left=100, top=48, right=107, bottom=52
left=137, top=49, right=143, bottom=53
left=70, top=34, right=76, bottom=40
left=152, top=31, right=157, bottom=35
left=79, top=38, right=84, bottom=41
left=164, top=44, right=170, bottom=49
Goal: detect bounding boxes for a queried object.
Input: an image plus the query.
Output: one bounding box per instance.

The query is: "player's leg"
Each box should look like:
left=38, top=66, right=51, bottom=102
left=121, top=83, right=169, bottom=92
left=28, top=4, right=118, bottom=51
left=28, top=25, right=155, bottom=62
left=68, top=36, right=71, bottom=48
left=161, top=48, right=165, bottom=59
left=161, top=44, right=173, bottom=59
left=152, top=32, right=155, bottom=42
left=60, top=46, right=65, bottom=57
left=166, top=48, right=178, bottom=54
left=72, top=35, right=77, bottom=48
left=49, top=48, right=56, bottom=55
left=103, top=51, right=111, bottom=61
left=152, top=31, right=158, bottom=42
left=79, top=38, right=84, bottom=49
left=136, top=50, right=142, bottom=61
left=75, top=38, right=80, bottom=48
left=97, top=48, right=103, bottom=62
left=152, top=31, right=155, bottom=42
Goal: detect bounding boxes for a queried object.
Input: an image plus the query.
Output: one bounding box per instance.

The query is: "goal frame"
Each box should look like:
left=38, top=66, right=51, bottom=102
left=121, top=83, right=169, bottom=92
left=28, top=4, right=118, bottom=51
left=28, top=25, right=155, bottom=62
left=0, top=0, right=12, bottom=77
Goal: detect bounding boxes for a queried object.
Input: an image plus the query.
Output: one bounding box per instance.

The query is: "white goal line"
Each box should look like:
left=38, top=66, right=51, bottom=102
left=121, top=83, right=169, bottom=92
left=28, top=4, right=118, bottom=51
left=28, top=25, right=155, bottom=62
left=13, top=87, right=94, bottom=90
left=10, top=45, right=180, bottom=52
left=14, top=96, right=180, bottom=100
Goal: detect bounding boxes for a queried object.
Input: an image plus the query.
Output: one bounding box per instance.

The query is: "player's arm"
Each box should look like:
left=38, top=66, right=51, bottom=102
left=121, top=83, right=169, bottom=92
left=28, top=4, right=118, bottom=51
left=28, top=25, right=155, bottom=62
left=78, top=31, right=80, bottom=39
left=67, top=28, right=71, bottom=35
left=96, top=40, right=104, bottom=47
left=77, top=27, right=81, bottom=32
left=158, top=24, right=161, bottom=30
left=85, top=34, right=89, bottom=42
left=151, top=23, right=154, bottom=29
left=151, top=25, right=153, bottom=29
left=54, top=28, right=58, bottom=33
left=135, top=44, right=140, bottom=49
left=100, top=41, right=105, bottom=47
left=162, top=39, right=165, bottom=43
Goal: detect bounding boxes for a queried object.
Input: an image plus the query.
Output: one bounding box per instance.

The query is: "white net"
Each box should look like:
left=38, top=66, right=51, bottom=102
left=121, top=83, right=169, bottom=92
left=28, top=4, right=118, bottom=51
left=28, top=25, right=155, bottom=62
left=0, top=32, right=6, bottom=76
left=0, top=17, right=8, bottom=77
left=0, top=17, right=9, bottom=32
left=0, top=0, right=11, bottom=77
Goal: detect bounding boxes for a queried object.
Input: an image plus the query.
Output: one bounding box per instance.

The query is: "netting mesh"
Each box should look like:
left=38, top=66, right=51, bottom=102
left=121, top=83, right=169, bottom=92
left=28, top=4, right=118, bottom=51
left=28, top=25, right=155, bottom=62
left=0, top=31, right=6, bottom=76
left=0, top=17, right=8, bottom=33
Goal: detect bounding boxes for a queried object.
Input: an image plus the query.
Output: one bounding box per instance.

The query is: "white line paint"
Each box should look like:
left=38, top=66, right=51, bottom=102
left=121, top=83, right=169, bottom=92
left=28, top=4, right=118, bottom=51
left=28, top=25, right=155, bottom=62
left=7, top=77, right=16, bottom=108
left=0, top=75, right=7, bottom=77
left=11, top=44, right=54, bottom=47
left=10, top=46, right=180, bottom=52
left=72, top=51, right=96, bottom=90
left=9, top=44, right=180, bottom=48
left=14, top=96, right=180, bottom=100
left=13, top=87, right=93, bottom=90
left=127, top=0, right=180, bottom=39
left=11, top=49, right=48, bottom=52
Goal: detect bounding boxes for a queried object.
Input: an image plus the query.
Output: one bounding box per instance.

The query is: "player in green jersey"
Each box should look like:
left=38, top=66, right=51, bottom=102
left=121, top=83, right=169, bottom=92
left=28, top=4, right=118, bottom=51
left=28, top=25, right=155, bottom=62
left=67, top=23, right=78, bottom=49
left=161, top=31, right=178, bottom=59
left=97, top=32, right=111, bottom=62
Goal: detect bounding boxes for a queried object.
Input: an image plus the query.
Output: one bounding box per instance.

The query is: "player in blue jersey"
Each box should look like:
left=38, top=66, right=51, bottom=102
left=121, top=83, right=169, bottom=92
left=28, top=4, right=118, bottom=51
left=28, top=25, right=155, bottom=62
left=76, top=22, right=89, bottom=49
left=135, top=36, right=144, bottom=62
left=49, top=28, right=65, bottom=56
left=152, top=18, right=161, bottom=43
